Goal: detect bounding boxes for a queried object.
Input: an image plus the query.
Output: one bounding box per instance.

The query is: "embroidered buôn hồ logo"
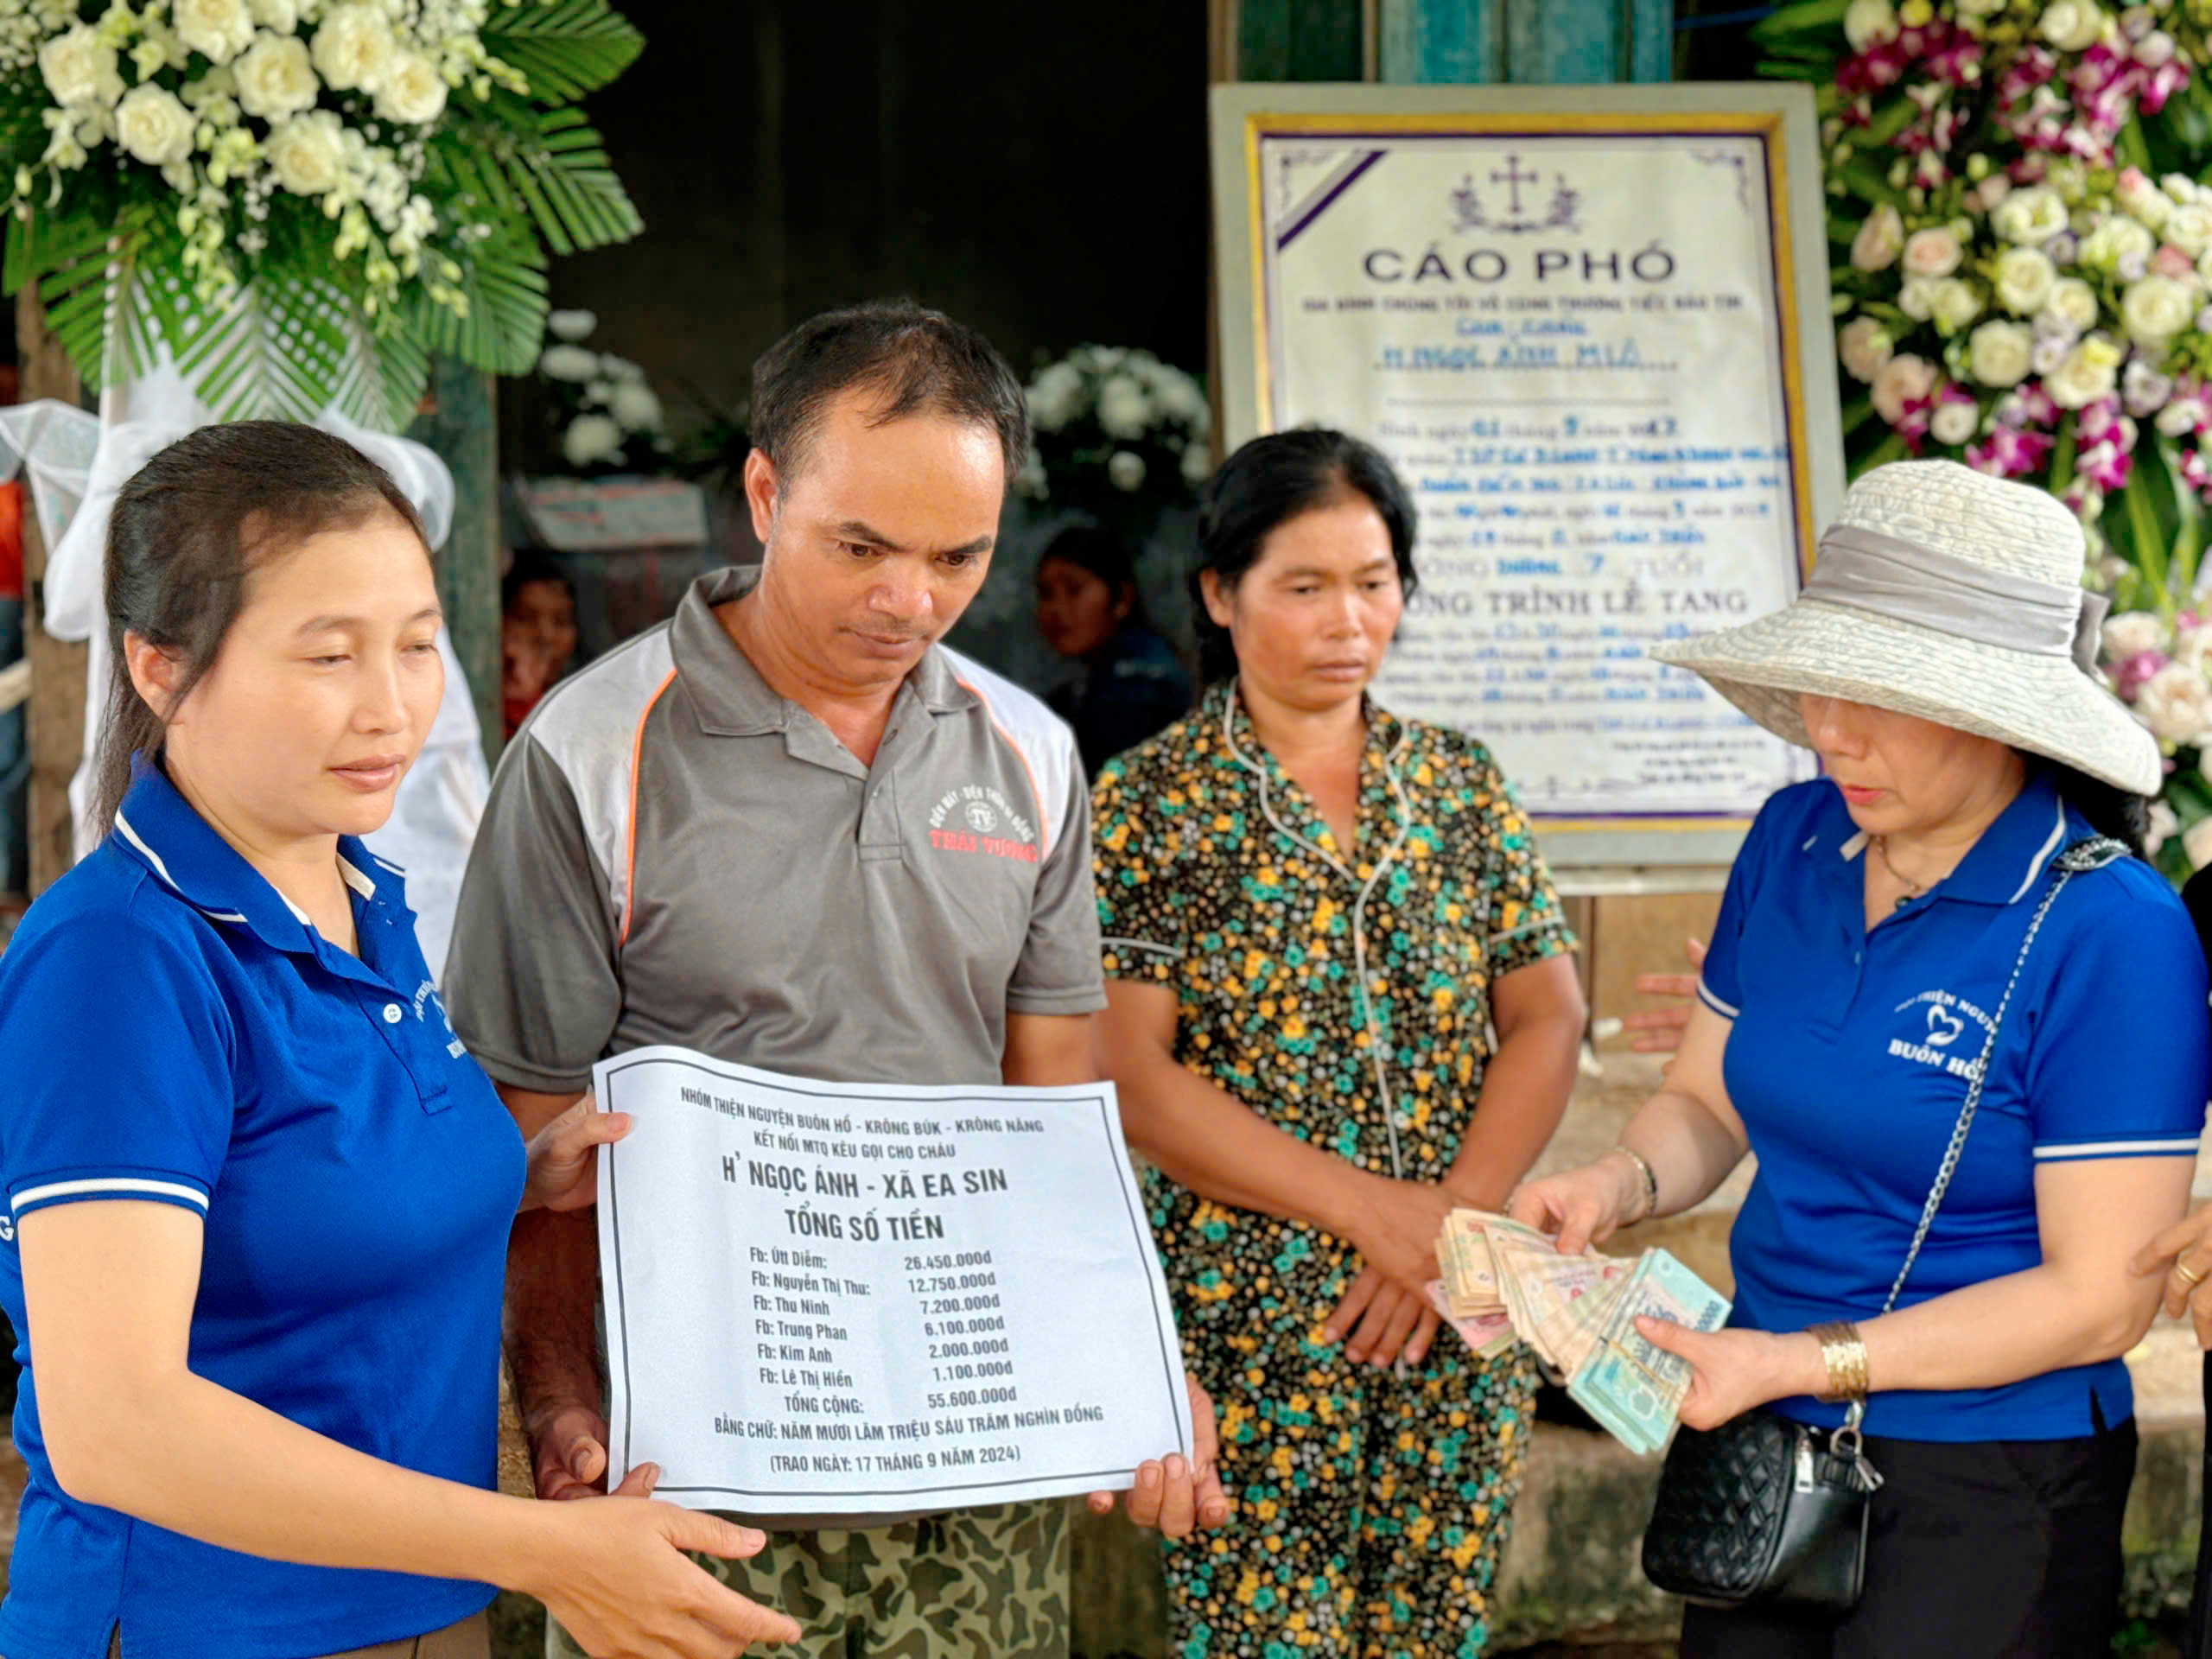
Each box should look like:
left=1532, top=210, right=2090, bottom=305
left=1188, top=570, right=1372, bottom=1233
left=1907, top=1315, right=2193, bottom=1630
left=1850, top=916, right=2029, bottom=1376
left=1887, top=990, right=1993, bottom=1080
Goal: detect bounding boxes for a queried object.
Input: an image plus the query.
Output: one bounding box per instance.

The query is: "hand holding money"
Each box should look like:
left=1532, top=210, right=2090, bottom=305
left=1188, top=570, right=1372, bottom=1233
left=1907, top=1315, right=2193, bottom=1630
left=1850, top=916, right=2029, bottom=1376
left=1628, top=1318, right=1835, bottom=1435
left=1436, top=1209, right=1731, bottom=1455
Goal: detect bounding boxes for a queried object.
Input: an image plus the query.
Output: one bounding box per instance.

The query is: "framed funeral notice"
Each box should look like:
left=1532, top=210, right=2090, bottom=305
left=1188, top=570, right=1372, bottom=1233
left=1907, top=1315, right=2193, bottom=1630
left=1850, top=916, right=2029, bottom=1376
left=1211, top=83, right=1845, bottom=874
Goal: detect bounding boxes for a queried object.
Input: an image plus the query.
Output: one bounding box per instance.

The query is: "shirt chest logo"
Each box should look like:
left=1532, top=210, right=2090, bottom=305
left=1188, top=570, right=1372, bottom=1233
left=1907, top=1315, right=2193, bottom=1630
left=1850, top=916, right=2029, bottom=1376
left=1887, top=989, right=1991, bottom=1079
left=413, top=976, right=467, bottom=1058
left=926, top=785, right=1038, bottom=863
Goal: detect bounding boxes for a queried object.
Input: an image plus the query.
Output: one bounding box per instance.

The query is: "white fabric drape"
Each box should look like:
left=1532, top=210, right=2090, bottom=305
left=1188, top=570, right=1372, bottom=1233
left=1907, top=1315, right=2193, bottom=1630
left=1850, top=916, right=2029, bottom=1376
left=0, top=361, right=486, bottom=976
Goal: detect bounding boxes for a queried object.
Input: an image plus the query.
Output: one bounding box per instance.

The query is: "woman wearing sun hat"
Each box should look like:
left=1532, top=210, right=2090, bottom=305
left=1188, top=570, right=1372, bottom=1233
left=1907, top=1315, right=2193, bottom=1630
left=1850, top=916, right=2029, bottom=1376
left=1510, top=459, right=2210, bottom=1658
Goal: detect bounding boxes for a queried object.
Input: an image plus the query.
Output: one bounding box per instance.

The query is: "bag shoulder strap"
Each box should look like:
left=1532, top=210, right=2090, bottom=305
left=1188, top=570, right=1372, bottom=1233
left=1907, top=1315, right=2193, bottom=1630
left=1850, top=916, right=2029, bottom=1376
left=1877, top=833, right=2126, bottom=1315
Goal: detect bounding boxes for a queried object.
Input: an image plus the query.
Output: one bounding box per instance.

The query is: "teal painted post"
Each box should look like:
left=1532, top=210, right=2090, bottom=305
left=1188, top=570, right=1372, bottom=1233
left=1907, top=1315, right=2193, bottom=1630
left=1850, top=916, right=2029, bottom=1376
left=1378, top=1, right=1501, bottom=83
left=410, top=359, right=503, bottom=765
left=1379, top=0, right=1674, bottom=84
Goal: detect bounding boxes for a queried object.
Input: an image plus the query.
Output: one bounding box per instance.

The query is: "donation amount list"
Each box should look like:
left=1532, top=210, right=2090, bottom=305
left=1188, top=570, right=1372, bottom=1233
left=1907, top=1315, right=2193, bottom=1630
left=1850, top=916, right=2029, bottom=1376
left=598, top=1050, right=1190, bottom=1515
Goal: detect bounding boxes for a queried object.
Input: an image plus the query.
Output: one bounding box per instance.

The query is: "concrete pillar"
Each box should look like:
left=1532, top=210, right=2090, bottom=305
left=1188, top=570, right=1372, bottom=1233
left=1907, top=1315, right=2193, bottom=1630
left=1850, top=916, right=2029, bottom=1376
left=410, top=361, right=503, bottom=765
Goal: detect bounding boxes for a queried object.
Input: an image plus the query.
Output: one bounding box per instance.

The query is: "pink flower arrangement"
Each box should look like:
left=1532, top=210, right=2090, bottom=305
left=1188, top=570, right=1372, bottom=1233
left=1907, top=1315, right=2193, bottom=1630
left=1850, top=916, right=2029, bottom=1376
left=1801, top=0, right=2212, bottom=594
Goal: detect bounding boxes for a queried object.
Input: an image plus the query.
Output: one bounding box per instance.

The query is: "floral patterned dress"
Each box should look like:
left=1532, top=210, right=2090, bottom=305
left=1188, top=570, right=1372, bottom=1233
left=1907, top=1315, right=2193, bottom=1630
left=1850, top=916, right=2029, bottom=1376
left=1093, top=683, right=1575, bottom=1659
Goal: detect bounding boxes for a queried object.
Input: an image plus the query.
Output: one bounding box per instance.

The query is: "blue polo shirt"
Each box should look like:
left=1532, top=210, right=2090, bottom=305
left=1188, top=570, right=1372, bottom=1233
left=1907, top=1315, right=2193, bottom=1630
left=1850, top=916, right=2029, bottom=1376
left=1700, top=774, right=2209, bottom=1442
left=0, top=760, right=524, bottom=1659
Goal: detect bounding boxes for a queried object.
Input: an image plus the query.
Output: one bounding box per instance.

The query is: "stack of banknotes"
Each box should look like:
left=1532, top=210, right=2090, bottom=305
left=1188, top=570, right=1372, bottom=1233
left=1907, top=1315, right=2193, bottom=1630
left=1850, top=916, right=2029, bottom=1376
left=1429, top=1210, right=1732, bottom=1454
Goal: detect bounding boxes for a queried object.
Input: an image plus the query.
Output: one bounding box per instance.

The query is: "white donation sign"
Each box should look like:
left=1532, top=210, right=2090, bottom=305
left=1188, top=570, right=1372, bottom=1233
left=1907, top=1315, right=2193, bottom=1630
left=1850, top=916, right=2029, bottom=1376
left=595, top=1047, right=1194, bottom=1515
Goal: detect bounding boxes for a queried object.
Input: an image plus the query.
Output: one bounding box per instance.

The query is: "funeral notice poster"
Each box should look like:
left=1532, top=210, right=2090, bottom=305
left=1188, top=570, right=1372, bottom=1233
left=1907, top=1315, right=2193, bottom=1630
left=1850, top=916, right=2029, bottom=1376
left=594, top=1047, right=1194, bottom=1516
left=1214, top=89, right=1842, bottom=855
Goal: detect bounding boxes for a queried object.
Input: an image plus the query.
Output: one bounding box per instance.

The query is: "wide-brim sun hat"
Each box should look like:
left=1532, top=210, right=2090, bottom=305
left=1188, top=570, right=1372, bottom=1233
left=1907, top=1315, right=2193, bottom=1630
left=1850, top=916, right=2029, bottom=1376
left=1648, top=458, right=2160, bottom=798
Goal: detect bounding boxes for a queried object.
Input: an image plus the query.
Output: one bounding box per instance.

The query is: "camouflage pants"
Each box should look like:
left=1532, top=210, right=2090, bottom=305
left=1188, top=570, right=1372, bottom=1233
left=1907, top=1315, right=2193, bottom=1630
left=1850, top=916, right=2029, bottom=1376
left=544, top=1500, right=1071, bottom=1659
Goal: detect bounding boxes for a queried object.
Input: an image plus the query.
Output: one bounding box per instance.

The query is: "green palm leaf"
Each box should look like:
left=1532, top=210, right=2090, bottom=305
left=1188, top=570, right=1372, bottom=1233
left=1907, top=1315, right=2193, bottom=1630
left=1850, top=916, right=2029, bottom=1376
left=35, top=219, right=167, bottom=395
left=480, top=0, right=644, bottom=103
left=284, top=275, right=437, bottom=430
left=170, top=275, right=358, bottom=422
left=333, top=303, right=435, bottom=433
left=4, top=204, right=112, bottom=301
left=416, top=225, right=549, bottom=377
left=1748, top=0, right=1851, bottom=46
left=493, top=107, right=643, bottom=257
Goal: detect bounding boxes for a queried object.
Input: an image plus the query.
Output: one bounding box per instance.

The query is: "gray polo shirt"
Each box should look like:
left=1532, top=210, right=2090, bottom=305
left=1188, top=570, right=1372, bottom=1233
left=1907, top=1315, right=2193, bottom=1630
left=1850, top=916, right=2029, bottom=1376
left=446, top=565, right=1106, bottom=1096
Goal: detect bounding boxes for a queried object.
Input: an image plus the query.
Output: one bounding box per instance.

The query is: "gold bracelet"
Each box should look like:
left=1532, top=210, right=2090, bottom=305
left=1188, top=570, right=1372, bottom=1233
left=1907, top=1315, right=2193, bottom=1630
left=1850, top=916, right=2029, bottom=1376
left=1808, top=1320, right=1870, bottom=1403
left=1611, top=1145, right=1659, bottom=1224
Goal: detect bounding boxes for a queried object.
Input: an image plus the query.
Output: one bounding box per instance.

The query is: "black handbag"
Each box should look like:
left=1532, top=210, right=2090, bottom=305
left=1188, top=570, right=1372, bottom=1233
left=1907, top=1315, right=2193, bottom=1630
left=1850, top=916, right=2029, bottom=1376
left=1639, top=836, right=2121, bottom=1615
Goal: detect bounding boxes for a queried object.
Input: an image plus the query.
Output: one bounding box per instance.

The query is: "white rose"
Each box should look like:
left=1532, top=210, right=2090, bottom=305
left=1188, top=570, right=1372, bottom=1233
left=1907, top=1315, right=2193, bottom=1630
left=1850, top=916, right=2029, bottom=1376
left=1871, top=353, right=1938, bottom=423
left=1181, top=442, right=1211, bottom=487
left=548, top=308, right=596, bottom=342
left=2158, top=396, right=2208, bottom=437
left=1930, top=400, right=1980, bottom=446
left=1851, top=204, right=1904, bottom=272
left=1933, top=277, right=1984, bottom=332
left=2045, top=336, right=2125, bottom=408
left=1902, top=227, right=1963, bottom=278
left=175, top=0, right=256, bottom=65
left=2122, top=274, right=2196, bottom=346
left=2103, top=611, right=2168, bottom=659
left=1015, top=447, right=1048, bottom=501
left=1027, top=361, right=1084, bottom=432
left=113, top=84, right=195, bottom=168
left=1840, top=316, right=1895, bottom=383
left=2142, top=660, right=2212, bottom=742
left=1900, top=275, right=1942, bottom=321
left=264, top=110, right=345, bottom=195
left=309, top=4, right=395, bottom=92
left=1153, top=370, right=1209, bottom=427
left=562, top=413, right=625, bottom=471
left=1096, top=374, right=1152, bottom=440
left=38, top=26, right=124, bottom=110
left=2045, top=277, right=2101, bottom=334
left=232, top=32, right=317, bottom=119
left=1107, top=450, right=1147, bottom=493
left=2116, top=168, right=2173, bottom=229
left=1993, top=245, right=2059, bottom=315
left=2184, top=813, right=2212, bottom=868
left=2164, top=204, right=2212, bottom=259
left=251, top=0, right=297, bottom=32
left=2083, top=213, right=2158, bottom=270
left=1968, top=320, right=2034, bottom=387
left=537, top=344, right=600, bottom=382
left=2039, top=0, right=2107, bottom=52
left=609, top=381, right=662, bottom=432
left=1843, top=0, right=1899, bottom=49
left=372, top=48, right=445, bottom=124
left=1993, top=186, right=2069, bottom=245
left=2149, top=800, right=2180, bottom=857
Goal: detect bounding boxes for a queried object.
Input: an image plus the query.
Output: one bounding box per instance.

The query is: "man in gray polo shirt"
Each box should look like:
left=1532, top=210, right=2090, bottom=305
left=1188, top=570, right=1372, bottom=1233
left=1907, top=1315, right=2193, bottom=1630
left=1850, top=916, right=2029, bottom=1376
left=447, top=300, right=1223, bottom=1656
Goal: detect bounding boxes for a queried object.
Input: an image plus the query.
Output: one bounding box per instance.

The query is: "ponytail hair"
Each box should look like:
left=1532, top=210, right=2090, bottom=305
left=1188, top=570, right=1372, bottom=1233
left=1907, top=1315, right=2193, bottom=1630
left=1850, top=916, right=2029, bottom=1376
left=95, top=422, right=426, bottom=833
left=2040, top=760, right=2151, bottom=860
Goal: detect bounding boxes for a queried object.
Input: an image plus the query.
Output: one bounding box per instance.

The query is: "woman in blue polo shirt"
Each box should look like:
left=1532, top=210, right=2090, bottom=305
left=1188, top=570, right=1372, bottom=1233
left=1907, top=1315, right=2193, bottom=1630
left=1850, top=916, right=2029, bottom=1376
left=1513, top=460, right=2209, bottom=1659
left=0, top=423, right=799, bottom=1659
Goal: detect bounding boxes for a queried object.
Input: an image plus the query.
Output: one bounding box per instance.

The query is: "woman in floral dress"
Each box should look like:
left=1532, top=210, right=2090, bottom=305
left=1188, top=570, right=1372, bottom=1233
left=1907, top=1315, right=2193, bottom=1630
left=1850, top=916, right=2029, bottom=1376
left=1093, top=429, right=1586, bottom=1658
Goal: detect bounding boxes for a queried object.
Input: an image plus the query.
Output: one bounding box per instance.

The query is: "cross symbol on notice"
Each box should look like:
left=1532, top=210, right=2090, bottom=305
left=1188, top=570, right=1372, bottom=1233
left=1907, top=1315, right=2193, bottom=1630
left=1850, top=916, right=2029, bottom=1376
left=1491, top=153, right=1540, bottom=217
